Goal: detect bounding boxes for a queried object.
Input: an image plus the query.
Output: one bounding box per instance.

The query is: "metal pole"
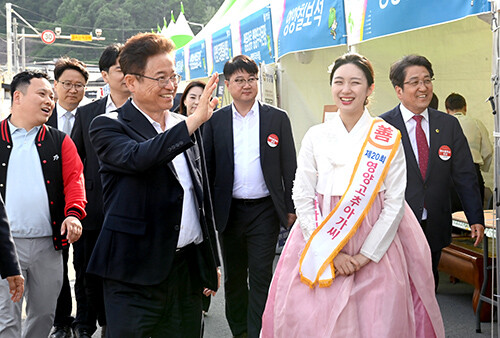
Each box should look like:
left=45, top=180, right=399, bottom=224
left=6, top=3, right=12, bottom=82
left=21, top=27, right=25, bottom=71
left=491, top=2, right=500, bottom=336
left=12, top=18, right=18, bottom=75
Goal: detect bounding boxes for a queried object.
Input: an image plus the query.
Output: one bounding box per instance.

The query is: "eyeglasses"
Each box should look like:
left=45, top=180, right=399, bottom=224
left=59, top=81, right=85, bottom=91
left=232, top=77, right=259, bottom=87
left=403, top=78, right=434, bottom=88
left=129, top=73, right=182, bottom=87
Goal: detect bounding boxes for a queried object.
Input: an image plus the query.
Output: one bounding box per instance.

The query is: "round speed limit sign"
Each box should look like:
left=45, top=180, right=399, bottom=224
left=41, top=30, right=56, bottom=44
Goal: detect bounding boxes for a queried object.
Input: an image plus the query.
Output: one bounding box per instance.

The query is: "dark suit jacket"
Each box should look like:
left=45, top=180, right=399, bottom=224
left=47, top=106, right=58, bottom=129
left=202, top=102, right=297, bottom=232
left=380, top=105, right=484, bottom=251
left=0, top=195, right=20, bottom=278
left=87, top=100, right=219, bottom=289
left=71, top=97, right=108, bottom=230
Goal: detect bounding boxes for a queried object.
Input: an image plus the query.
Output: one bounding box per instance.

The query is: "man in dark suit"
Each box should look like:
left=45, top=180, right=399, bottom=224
left=0, top=196, right=23, bottom=304
left=380, top=55, right=484, bottom=289
left=70, top=44, right=129, bottom=338
left=47, top=57, right=89, bottom=338
left=87, top=33, right=220, bottom=338
left=203, top=55, right=297, bottom=338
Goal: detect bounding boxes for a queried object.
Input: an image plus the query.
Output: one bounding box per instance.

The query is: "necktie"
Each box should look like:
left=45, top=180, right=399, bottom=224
left=62, top=111, right=73, bottom=135
left=413, top=115, right=429, bottom=179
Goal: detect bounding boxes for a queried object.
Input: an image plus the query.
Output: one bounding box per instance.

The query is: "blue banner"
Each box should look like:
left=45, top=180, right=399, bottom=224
left=188, top=40, right=208, bottom=79
left=212, top=26, right=232, bottom=74
left=175, top=48, right=186, bottom=81
left=348, top=0, right=490, bottom=43
left=277, top=0, right=346, bottom=58
left=239, top=6, right=275, bottom=64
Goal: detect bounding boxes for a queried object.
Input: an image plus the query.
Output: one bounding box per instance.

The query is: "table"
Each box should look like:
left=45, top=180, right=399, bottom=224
left=438, top=210, right=497, bottom=332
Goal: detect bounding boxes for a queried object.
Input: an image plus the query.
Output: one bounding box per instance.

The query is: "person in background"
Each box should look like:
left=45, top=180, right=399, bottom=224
left=0, top=70, right=85, bottom=338
left=70, top=44, right=130, bottom=338
left=445, top=92, right=493, bottom=210
left=203, top=55, right=297, bottom=338
left=179, top=81, right=205, bottom=117
left=380, top=55, right=484, bottom=290
left=48, top=57, right=89, bottom=338
left=429, top=93, right=439, bottom=110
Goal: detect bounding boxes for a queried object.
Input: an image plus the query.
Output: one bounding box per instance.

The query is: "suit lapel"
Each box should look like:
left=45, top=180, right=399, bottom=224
left=259, top=102, right=269, bottom=166
left=121, top=101, right=158, bottom=140
left=47, top=106, right=58, bottom=128
left=223, top=106, right=235, bottom=169
left=427, top=109, right=441, bottom=182
left=391, top=106, right=423, bottom=182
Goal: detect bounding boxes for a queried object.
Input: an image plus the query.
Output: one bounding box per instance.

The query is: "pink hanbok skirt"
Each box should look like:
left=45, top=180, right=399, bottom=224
left=261, top=193, right=445, bottom=338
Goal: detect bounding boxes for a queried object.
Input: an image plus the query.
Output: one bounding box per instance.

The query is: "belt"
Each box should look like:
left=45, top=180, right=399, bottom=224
left=175, top=243, right=195, bottom=259
left=232, top=196, right=271, bottom=205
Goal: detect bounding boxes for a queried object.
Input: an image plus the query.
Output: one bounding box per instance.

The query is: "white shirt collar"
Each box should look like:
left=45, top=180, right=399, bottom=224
left=231, top=100, right=259, bottom=118
left=56, top=102, right=77, bottom=117
left=399, top=103, right=429, bottom=123
left=131, top=99, right=169, bottom=133
left=105, top=95, right=117, bottom=112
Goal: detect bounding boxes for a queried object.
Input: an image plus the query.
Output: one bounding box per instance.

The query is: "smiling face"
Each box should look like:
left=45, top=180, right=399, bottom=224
left=395, top=65, right=433, bottom=114
left=11, top=77, right=55, bottom=130
left=54, top=68, right=86, bottom=111
left=184, top=85, right=203, bottom=116
left=331, top=63, right=374, bottom=117
left=125, top=52, right=177, bottom=115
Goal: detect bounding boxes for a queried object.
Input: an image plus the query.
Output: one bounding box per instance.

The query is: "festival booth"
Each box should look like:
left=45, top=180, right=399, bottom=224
left=175, top=2, right=499, bottom=330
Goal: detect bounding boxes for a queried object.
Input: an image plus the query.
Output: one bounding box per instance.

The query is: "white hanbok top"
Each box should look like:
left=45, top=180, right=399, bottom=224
left=293, top=110, right=407, bottom=262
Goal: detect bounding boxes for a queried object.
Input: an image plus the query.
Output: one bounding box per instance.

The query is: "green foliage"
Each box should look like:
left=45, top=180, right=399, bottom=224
left=1, top=0, right=224, bottom=63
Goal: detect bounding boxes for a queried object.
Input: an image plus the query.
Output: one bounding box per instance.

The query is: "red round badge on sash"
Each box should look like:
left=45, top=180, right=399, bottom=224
left=267, top=134, right=279, bottom=148
left=438, top=145, right=451, bottom=161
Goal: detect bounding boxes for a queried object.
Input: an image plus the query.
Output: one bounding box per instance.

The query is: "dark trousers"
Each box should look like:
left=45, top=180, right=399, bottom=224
left=421, top=219, right=442, bottom=291
left=54, top=247, right=74, bottom=327
left=103, top=245, right=203, bottom=338
left=73, top=229, right=106, bottom=333
left=220, top=197, right=279, bottom=338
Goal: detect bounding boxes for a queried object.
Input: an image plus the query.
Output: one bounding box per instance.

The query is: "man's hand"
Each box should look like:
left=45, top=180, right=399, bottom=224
left=186, top=73, right=219, bottom=135
left=6, top=275, right=24, bottom=302
left=61, top=216, right=82, bottom=244
left=286, top=213, right=297, bottom=229
left=203, top=267, right=221, bottom=297
left=470, top=223, right=484, bottom=247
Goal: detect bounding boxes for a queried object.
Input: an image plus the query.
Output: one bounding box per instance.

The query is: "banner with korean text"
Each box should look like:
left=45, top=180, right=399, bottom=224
left=239, top=6, right=275, bottom=65
left=189, top=40, right=208, bottom=79
left=277, top=0, right=346, bottom=59
left=212, top=26, right=233, bottom=74
left=175, top=48, right=186, bottom=81
left=344, top=0, right=491, bottom=45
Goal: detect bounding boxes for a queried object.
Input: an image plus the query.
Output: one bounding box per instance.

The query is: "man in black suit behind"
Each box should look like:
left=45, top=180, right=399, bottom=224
left=69, top=44, right=130, bottom=337
left=87, top=33, right=220, bottom=338
left=203, top=55, right=297, bottom=338
left=380, top=55, right=484, bottom=289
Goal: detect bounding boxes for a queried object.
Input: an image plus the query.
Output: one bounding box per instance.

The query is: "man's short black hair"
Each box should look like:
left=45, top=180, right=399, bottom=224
left=389, top=55, right=434, bottom=88
left=99, top=44, right=124, bottom=73
left=54, top=57, right=89, bottom=82
left=445, top=93, right=467, bottom=111
left=11, top=71, right=50, bottom=95
left=223, top=55, right=258, bottom=79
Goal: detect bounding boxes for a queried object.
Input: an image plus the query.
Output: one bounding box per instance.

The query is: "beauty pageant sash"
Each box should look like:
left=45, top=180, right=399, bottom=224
left=299, top=118, right=401, bottom=288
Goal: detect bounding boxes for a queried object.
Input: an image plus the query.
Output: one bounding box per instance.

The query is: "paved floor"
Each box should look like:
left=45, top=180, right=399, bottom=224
left=37, top=250, right=498, bottom=337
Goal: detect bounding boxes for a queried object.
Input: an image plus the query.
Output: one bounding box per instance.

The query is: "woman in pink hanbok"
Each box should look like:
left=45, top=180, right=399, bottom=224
left=261, top=53, right=445, bottom=338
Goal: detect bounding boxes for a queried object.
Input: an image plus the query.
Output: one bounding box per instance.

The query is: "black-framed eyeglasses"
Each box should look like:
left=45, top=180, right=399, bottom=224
left=129, top=73, right=182, bottom=87
left=59, top=81, right=85, bottom=91
left=403, top=78, right=434, bottom=88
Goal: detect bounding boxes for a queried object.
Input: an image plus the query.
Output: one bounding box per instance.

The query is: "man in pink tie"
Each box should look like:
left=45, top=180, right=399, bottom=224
left=380, top=55, right=484, bottom=290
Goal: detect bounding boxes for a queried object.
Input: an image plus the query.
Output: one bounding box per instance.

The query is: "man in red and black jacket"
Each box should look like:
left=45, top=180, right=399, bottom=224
left=0, top=71, right=86, bottom=338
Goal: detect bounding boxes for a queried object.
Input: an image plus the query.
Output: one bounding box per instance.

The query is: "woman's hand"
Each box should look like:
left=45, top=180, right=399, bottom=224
left=333, top=252, right=361, bottom=276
